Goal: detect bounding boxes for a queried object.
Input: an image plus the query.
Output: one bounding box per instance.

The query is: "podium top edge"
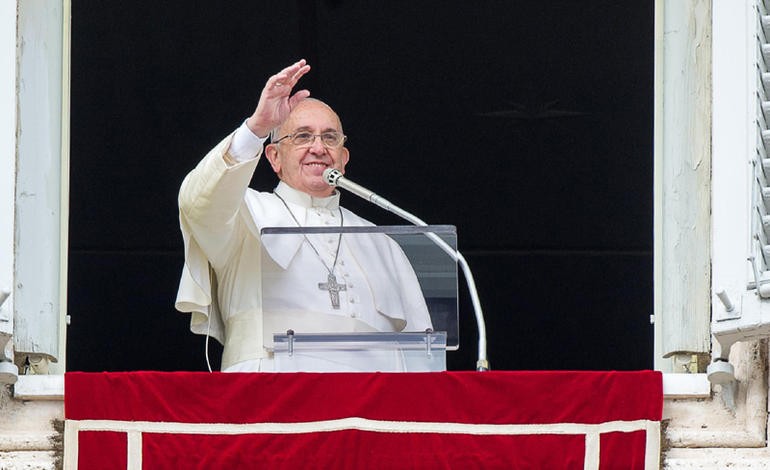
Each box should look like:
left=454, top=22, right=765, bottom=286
left=273, top=331, right=448, bottom=340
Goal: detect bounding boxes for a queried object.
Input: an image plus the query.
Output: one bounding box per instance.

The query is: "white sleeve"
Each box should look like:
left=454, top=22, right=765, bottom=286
left=229, top=119, right=268, bottom=162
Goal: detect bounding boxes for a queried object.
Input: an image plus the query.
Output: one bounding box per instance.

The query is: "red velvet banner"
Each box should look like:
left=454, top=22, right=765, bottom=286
left=65, top=371, right=662, bottom=469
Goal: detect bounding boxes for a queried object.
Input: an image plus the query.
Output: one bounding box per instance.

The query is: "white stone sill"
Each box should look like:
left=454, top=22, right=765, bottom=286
left=12, top=375, right=63, bottom=401
left=663, top=373, right=711, bottom=398
left=665, top=448, right=770, bottom=468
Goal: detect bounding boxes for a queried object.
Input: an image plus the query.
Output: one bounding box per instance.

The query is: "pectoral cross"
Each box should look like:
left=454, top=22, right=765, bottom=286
left=318, top=273, right=347, bottom=309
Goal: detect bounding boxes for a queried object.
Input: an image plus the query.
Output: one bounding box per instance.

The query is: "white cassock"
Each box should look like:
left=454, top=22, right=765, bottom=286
left=175, top=132, right=433, bottom=371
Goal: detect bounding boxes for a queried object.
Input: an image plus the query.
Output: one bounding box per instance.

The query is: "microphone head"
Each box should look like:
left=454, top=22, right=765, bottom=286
left=323, top=168, right=343, bottom=186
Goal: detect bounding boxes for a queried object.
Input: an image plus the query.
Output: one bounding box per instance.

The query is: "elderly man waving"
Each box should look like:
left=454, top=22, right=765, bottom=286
left=175, top=60, right=433, bottom=372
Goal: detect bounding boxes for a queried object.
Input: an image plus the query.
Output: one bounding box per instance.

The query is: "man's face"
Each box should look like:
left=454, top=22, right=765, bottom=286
left=265, top=100, right=349, bottom=198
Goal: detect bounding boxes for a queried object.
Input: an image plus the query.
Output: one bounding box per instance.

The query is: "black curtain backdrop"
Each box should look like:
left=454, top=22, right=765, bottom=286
left=67, top=1, right=654, bottom=372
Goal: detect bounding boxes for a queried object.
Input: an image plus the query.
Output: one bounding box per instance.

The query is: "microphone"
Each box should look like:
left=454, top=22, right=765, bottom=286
left=322, top=167, right=490, bottom=371
left=323, top=169, right=377, bottom=202
left=323, top=168, right=413, bottom=221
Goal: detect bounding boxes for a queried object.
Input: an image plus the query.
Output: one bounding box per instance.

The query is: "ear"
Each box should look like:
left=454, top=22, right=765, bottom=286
left=339, top=147, right=350, bottom=174
left=264, top=144, right=282, bottom=175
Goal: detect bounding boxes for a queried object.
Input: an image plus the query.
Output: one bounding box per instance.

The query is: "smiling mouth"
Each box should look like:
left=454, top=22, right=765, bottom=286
left=304, top=162, right=330, bottom=169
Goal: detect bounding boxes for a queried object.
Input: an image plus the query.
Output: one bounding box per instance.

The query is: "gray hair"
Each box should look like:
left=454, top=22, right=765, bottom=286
left=269, top=98, right=343, bottom=143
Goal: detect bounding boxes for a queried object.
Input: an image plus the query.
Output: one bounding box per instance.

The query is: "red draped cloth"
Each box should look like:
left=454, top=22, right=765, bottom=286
left=64, top=371, right=662, bottom=469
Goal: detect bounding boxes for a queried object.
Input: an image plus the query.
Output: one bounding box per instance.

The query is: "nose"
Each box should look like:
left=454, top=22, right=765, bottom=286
left=307, top=135, right=326, bottom=153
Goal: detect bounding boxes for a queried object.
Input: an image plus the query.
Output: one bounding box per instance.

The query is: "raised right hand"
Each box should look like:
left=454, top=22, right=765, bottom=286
left=246, top=59, right=312, bottom=138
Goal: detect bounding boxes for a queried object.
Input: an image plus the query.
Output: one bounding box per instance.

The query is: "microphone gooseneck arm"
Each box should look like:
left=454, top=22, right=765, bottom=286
left=323, top=168, right=489, bottom=371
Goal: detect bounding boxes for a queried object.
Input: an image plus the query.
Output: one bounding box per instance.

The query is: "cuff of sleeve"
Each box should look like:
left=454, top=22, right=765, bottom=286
left=228, top=119, right=268, bottom=163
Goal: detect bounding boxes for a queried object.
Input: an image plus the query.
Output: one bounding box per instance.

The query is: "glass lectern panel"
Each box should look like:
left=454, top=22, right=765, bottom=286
left=272, top=331, right=447, bottom=372
left=259, top=225, right=459, bottom=351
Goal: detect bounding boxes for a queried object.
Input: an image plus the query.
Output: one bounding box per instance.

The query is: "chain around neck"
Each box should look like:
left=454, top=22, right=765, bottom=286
left=273, top=191, right=344, bottom=275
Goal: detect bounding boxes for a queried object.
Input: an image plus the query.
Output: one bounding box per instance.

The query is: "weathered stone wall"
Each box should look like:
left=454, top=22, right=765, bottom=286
left=0, top=386, right=63, bottom=470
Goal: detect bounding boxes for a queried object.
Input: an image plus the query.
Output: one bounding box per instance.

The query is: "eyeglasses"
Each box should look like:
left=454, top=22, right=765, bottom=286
left=273, top=131, right=347, bottom=148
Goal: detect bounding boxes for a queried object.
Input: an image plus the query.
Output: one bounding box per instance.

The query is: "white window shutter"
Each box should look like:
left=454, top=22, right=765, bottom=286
left=752, top=8, right=770, bottom=295
left=655, top=0, right=713, bottom=368
left=12, top=1, right=67, bottom=367
left=0, top=0, right=18, bottom=384
left=710, top=0, right=770, bottom=383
